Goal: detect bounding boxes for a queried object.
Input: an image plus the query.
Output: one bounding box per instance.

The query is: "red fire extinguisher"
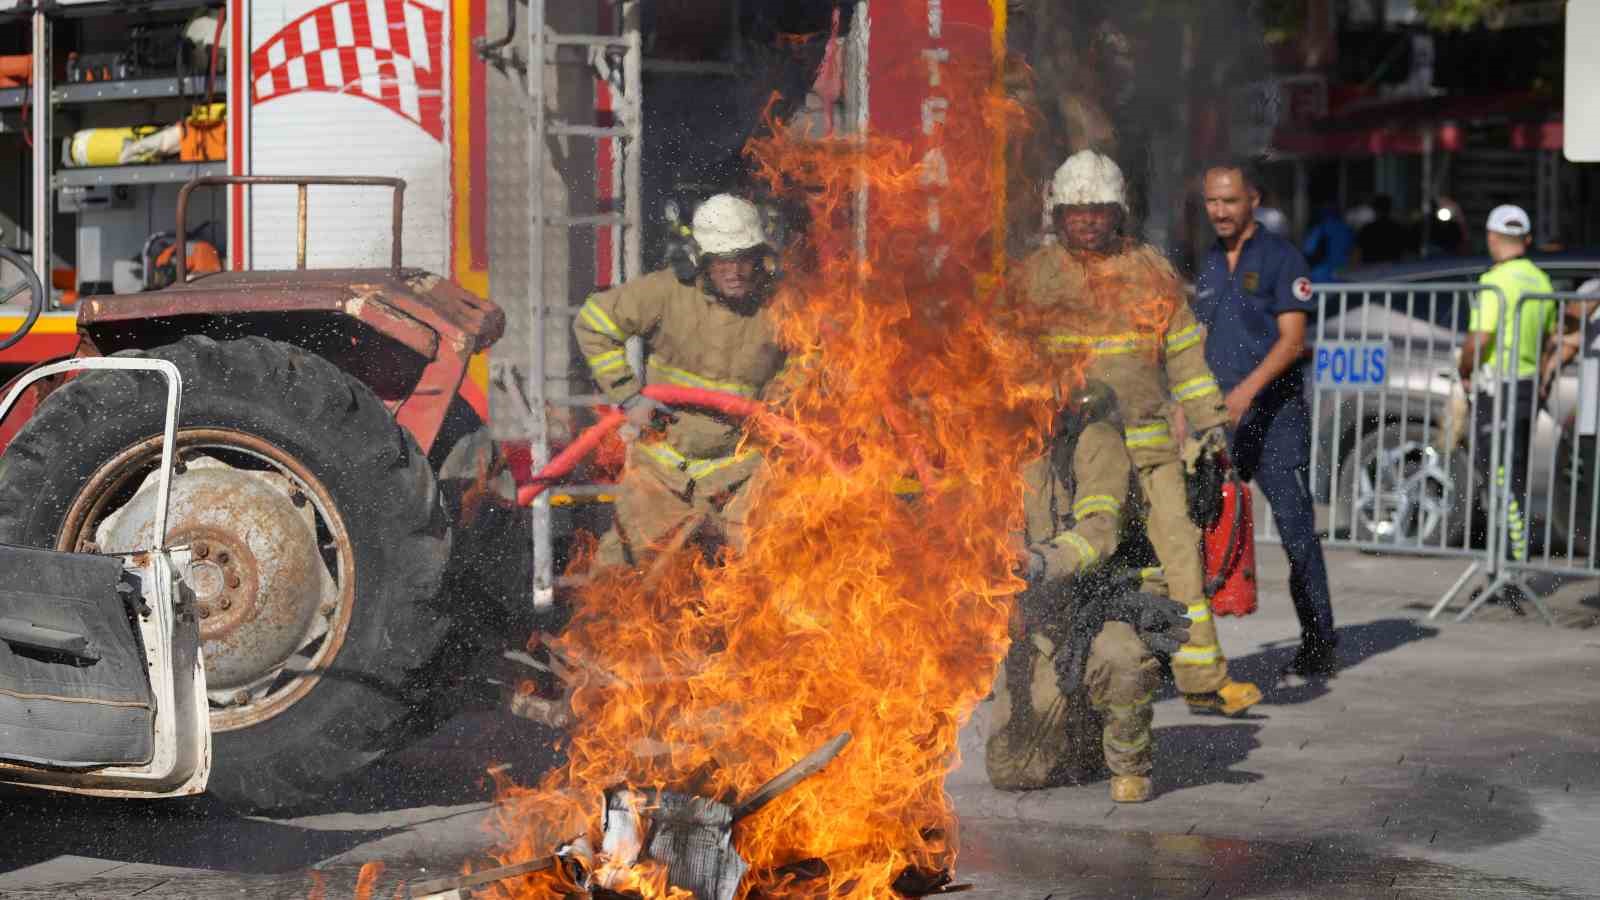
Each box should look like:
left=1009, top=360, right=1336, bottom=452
left=1204, top=468, right=1258, bottom=616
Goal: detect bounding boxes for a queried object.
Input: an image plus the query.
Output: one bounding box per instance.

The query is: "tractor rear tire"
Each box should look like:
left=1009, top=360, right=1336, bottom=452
left=0, top=336, right=451, bottom=811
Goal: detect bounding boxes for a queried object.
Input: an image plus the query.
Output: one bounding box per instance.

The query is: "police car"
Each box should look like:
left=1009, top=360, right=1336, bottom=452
left=1312, top=252, right=1599, bottom=553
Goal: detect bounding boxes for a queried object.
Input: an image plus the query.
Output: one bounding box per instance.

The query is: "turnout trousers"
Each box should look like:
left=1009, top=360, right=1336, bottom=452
left=987, top=619, right=1160, bottom=788
left=1134, top=452, right=1232, bottom=695
left=989, top=426, right=1159, bottom=790
left=595, top=444, right=760, bottom=569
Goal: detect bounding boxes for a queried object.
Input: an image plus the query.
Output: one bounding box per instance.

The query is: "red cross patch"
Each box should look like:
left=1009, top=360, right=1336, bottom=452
left=1292, top=276, right=1314, bottom=303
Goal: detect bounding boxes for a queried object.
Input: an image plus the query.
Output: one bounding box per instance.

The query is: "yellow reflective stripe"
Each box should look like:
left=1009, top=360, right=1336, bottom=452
left=1165, top=324, right=1203, bottom=353
left=1125, top=422, right=1172, bottom=449
left=684, top=449, right=759, bottom=480
left=1072, top=494, right=1122, bottom=519
left=1102, top=692, right=1155, bottom=715
left=639, top=441, right=689, bottom=471
left=1172, top=375, right=1220, bottom=401
left=551, top=492, right=616, bottom=506
left=577, top=297, right=626, bottom=341
left=1072, top=501, right=1122, bottom=519
left=1185, top=603, right=1212, bottom=624
left=1051, top=531, right=1099, bottom=571
left=1042, top=332, right=1156, bottom=355
left=1104, top=732, right=1152, bottom=755
left=891, top=476, right=924, bottom=496
left=639, top=442, right=757, bottom=480
left=1174, top=644, right=1220, bottom=665
left=652, top=362, right=759, bottom=398
left=586, top=349, right=630, bottom=377
left=1506, top=495, right=1529, bottom=558
left=1139, top=566, right=1165, bottom=581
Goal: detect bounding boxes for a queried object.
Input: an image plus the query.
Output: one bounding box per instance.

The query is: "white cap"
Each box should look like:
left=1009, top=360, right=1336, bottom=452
left=692, top=194, right=767, bottom=256
left=1047, top=150, right=1127, bottom=211
left=1487, top=204, right=1531, bottom=237
left=1577, top=277, right=1600, bottom=296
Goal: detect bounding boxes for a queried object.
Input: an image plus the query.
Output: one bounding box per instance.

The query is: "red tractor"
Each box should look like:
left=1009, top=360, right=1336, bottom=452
left=0, top=176, right=514, bottom=810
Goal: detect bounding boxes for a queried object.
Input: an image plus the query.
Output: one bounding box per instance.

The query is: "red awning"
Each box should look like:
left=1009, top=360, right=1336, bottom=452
left=1509, top=121, right=1563, bottom=151
left=1273, top=91, right=1561, bottom=157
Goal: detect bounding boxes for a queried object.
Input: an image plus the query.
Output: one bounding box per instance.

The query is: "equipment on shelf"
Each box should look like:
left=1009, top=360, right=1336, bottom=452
left=65, top=51, right=137, bottom=83
left=0, top=54, right=31, bottom=88
left=57, top=184, right=133, bottom=214
left=62, top=101, right=224, bottom=167
left=142, top=222, right=224, bottom=290
left=63, top=124, right=176, bottom=167
left=179, top=102, right=225, bottom=161
left=61, top=16, right=227, bottom=85
left=184, top=12, right=228, bottom=73
left=12, top=0, right=236, bottom=326
left=126, top=22, right=192, bottom=77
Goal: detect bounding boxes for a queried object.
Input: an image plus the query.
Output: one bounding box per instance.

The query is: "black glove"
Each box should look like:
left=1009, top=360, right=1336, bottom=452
left=1186, top=427, right=1229, bottom=528
left=1053, top=588, right=1191, bottom=695
left=1014, top=562, right=1070, bottom=631
left=1103, top=590, right=1192, bottom=657
left=1020, top=547, right=1046, bottom=582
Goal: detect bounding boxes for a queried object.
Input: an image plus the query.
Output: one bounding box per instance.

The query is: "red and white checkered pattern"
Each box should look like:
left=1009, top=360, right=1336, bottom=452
left=251, top=0, right=445, bottom=141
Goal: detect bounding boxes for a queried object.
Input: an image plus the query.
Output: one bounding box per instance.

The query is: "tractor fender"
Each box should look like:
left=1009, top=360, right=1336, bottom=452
left=73, top=270, right=503, bottom=456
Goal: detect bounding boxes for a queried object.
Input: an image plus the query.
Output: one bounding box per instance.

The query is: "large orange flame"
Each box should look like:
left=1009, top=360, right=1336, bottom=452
left=484, top=57, right=1083, bottom=899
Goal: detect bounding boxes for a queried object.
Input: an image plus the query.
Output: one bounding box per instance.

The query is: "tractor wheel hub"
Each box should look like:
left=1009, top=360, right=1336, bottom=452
left=95, top=457, right=337, bottom=692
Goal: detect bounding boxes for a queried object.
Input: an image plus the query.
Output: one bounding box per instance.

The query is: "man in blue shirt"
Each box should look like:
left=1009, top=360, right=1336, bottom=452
left=1192, top=159, right=1337, bottom=679
left=1302, top=204, right=1354, bottom=283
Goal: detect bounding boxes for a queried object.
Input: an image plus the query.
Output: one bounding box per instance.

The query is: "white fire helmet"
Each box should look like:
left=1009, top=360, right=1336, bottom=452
left=1046, top=150, right=1128, bottom=212
left=692, top=194, right=768, bottom=257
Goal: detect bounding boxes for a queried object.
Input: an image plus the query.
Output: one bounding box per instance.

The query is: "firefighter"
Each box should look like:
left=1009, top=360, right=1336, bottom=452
left=988, top=383, right=1191, bottom=803
left=1012, top=150, right=1262, bottom=717
left=574, top=194, right=786, bottom=568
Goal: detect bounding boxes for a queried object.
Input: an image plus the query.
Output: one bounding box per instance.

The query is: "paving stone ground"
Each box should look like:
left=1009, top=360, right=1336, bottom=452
left=1, top=528, right=1596, bottom=899
left=950, top=541, right=1600, bottom=898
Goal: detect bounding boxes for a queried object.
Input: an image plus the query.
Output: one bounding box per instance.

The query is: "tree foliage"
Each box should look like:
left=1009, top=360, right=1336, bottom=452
left=1412, top=0, right=1509, bottom=30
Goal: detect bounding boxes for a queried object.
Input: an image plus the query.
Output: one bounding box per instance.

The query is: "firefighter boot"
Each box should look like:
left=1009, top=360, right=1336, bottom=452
left=1110, top=775, right=1153, bottom=803
left=1184, top=679, right=1263, bottom=717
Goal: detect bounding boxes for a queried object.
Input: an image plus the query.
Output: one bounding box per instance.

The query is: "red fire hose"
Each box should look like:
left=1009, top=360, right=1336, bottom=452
left=516, top=385, right=765, bottom=507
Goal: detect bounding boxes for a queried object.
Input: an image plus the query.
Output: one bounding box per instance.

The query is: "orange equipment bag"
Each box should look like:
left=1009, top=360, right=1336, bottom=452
left=180, top=9, right=228, bottom=163
left=179, top=103, right=225, bottom=162
left=154, top=240, right=222, bottom=285
left=0, top=55, right=30, bottom=88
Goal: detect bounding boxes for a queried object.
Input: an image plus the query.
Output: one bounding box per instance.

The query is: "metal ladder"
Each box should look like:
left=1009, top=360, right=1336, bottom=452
left=483, top=0, right=644, bottom=610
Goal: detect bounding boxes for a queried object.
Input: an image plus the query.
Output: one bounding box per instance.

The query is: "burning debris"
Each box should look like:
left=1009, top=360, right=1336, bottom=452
left=414, top=736, right=930, bottom=900
left=585, top=787, right=746, bottom=900
left=556, top=734, right=852, bottom=900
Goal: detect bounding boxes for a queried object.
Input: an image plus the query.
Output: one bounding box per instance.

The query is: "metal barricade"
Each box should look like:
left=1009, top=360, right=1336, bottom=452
left=1288, top=283, right=1510, bottom=615
left=1453, top=290, right=1600, bottom=625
